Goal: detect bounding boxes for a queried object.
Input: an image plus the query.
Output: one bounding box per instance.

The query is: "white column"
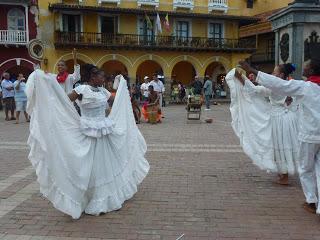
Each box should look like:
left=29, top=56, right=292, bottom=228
left=24, top=4, right=29, bottom=43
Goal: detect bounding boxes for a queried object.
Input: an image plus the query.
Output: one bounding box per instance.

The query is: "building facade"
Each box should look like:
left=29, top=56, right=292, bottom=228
left=239, top=0, right=294, bottom=73
left=36, top=0, right=265, bottom=98
left=0, top=0, right=39, bottom=78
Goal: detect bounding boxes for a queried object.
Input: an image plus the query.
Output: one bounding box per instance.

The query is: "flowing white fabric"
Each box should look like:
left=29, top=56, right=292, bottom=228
left=226, top=69, right=299, bottom=174
left=26, top=70, right=149, bottom=219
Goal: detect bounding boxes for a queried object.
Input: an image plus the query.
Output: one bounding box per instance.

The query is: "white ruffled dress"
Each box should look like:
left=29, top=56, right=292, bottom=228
left=26, top=70, right=149, bottom=219
left=226, top=69, right=298, bottom=174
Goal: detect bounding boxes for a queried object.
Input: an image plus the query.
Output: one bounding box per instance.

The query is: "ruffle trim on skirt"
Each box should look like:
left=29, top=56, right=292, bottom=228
left=84, top=157, right=150, bottom=215
left=28, top=134, right=150, bottom=219
left=80, top=117, right=115, bottom=138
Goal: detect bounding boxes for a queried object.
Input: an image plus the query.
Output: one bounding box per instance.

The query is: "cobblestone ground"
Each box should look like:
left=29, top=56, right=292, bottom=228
left=0, top=105, right=320, bottom=240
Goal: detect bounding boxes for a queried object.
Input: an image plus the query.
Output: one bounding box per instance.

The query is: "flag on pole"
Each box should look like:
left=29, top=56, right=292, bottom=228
left=156, top=13, right=162, bottom=34
left=164, top=13, right=170, bottom=32
left=145, top=14, right=153, bottom=29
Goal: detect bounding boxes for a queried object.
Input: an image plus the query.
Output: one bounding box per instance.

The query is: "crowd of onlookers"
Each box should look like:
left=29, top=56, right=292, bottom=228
left=170, top=75, right=225, bottom=110
left=0, top=68, right=223, bottom=124
left=0, top=72, right=29, bottom=124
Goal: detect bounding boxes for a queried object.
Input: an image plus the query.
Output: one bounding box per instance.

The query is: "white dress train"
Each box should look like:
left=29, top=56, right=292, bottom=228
left=26, top=70, right=150, bottom=219
left=226, top=69, right=298, bottom=174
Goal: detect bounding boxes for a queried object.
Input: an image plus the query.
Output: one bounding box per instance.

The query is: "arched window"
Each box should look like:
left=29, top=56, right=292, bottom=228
left=7, top=8, right=25, bottom=31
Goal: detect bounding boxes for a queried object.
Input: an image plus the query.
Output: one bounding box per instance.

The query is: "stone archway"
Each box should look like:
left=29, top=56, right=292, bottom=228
left=101, top=60, right=128, bottom=78
left=204, top=62, right=227, bottom=98
left=171, top=61, right=196, bottom=86
left=6, top=66, right=33, bottom=79
left=54, top=53, right=94, bottom=72
left=0, top=58, right=36, bottom=78
left=136, top=60, right=163, bottom=83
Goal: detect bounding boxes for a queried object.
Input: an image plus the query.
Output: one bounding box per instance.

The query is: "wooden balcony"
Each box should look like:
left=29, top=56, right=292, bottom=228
left=0, top=30, right=28, bottom=45
left=54, top=31, right=256, bottom=52
left=208, top=0, right=228, bottom=13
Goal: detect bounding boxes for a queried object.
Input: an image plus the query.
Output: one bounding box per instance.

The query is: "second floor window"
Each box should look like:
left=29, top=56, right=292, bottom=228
left=139, top=18, right=154, bottom=37
left=209, top=23, right=223, bottom=39
left=101, top=16, right=118, bottom=35
left=7, top=8, right=25, bottom=31
left=62, top=14, right=81, bottom=32
left=176, top=21, right=189, bottom=39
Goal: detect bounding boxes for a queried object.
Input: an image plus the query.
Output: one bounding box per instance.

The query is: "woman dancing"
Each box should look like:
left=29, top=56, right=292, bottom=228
left=232, top=64, right=299, bottom=185
left=238, top=59, right=320, bottom=214
left=26, top=64, right=149, bottom=219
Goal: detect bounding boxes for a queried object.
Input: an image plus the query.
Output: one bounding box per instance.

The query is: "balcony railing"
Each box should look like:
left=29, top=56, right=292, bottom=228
left=137, top=0, right=159, bottom=7
left=0, top=30, right=28, bottom=45
left=208, top=0, right=228, bottom=12
left=173, top=0, right=194, bottom=10
left=55, top=32, right=256, bottom=52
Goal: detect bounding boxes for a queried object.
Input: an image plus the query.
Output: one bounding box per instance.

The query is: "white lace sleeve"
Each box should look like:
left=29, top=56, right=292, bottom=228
left=74, top=85, right=86, bottom=95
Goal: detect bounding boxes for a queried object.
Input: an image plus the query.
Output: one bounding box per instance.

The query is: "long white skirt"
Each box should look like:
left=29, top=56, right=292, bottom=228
left=271, top=106, right=299, bottom=175
left=26, top=70, right=150, bottom=219
left=226, top=69, right=298, bottom=174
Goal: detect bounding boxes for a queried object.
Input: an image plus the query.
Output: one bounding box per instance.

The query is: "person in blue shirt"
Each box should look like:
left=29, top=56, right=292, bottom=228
left=14, top=73, right=29, bottom=124
left=1, top=72, right=15, bottom=121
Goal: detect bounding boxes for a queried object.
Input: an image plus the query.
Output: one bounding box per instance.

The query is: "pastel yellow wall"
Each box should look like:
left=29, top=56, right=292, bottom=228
left=37, top=0, right=258, bottom=84
left=41, top=0, right=294, bottom=16
left=227, top=0, right=293, bottom=16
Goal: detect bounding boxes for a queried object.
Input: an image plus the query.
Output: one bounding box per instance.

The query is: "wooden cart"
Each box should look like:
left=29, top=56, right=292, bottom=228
left=187, top=95, right=202, bottom=120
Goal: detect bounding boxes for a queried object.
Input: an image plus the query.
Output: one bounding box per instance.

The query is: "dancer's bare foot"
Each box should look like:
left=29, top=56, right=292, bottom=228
left=303, top=202, right=317, bottom=214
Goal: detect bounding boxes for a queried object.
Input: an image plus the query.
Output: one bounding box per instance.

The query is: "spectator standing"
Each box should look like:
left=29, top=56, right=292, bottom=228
left=192, top=75, right=203, bottom=95
left=1, top=72, right=15, bottom=121
left=140, top=76, right=150, bottom=102
left=150, top=73, right=165, bottom=110
left=203, top=76, right=213, bottom=110
left=14, top=73, right=29, bottom=124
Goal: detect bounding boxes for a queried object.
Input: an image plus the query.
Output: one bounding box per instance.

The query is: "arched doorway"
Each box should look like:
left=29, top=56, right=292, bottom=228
left=205, top=62, right=227, bottom=98
left=136, top=60, right=162, bottom=84
left=0, top=58, right=36, bottom=79
left=101, top=60, right=128, bottom=78
left=171, top=61, right=196, bottom=86
left=6, top=66, right=33, bottom=80
left=65, top=59, right=86, bottom=73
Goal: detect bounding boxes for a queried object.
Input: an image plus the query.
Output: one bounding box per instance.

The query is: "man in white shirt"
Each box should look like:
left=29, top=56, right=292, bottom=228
left=239, top=59, right=320, bottom=215
left=140, top=76, right=150, bottom=101
left=54, top=48, right=81, bottom=94
left=150, top=73, right=165, bottom=109
left=1, top=72, right=15, bottom=121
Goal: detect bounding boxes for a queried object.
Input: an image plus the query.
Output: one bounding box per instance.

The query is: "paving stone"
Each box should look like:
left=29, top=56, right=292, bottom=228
left=0, top=105, right=319, bottom=239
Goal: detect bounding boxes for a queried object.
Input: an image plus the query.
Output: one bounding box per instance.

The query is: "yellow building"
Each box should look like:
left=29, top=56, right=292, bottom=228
left=240, top=0, right=294, bottom=73
left=37, top=0, right=295, bottom=98
left=37, top=0, right=263, bottom=98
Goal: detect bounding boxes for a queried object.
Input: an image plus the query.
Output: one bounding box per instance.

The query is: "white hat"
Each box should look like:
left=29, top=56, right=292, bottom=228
left=144, top=76, right=149, bottom=80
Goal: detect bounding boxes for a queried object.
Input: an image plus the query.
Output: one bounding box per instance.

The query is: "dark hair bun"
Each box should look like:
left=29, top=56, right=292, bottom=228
left=83, top=64, right=96, bottom=73
left=284, top=63, right=296, bottom=75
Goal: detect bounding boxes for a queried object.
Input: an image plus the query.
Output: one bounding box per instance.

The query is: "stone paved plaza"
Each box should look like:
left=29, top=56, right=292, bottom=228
left=0, top=104, right=320, bottom=240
